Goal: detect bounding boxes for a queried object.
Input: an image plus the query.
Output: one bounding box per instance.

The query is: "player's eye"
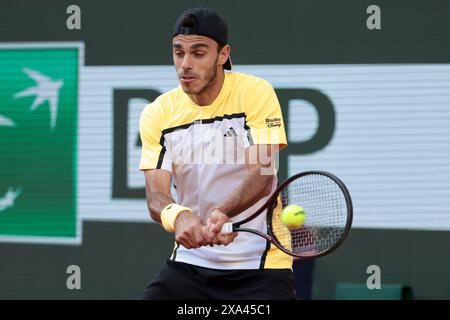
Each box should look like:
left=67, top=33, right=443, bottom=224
left=194, top=52, right=205, bottom=57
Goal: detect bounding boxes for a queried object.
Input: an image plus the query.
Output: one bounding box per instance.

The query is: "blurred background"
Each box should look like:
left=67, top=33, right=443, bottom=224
left=0, top=0, right=449, bottom=299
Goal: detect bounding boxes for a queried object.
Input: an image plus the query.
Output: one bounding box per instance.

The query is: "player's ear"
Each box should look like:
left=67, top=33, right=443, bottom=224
left=218, top=44, right=230, bottom=67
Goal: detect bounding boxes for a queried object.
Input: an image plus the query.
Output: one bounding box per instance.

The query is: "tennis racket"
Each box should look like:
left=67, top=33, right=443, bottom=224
left=221, top=171, right=353, bottom=259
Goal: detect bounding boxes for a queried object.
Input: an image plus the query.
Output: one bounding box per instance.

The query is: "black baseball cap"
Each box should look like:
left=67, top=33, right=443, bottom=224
left=173, top=7, right=232, bottom=70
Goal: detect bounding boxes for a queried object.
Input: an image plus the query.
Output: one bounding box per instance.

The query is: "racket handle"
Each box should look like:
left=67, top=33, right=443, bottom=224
left=221, top=223, right=233, bottom=235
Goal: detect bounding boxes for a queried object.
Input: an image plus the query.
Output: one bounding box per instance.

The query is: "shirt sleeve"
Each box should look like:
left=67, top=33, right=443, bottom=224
left=139, top=102, right=172, bottom=172
left=245, top=79, right=288, bottom=150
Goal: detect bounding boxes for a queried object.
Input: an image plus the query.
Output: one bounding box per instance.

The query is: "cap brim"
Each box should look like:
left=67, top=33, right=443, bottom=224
left=224, top=56, right=232, bottom=70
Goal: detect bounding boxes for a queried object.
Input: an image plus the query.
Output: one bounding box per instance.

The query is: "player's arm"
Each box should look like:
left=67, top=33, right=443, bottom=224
left=144, top=169, right=175, bottom=224
left=203, top=144, right=278, bottom=244
left=140, top=103, right=210, bottom=248
left=219, top=143, right=277, bottom=216
left=144, top=169, right=209, bottom=249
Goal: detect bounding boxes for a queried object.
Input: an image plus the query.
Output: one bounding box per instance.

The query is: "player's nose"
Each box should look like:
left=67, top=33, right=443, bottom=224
left=180, top=54, right=193, bottom=69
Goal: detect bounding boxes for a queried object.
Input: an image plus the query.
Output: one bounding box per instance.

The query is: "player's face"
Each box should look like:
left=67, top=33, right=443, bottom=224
left=173, top=35, right=224, bottom=95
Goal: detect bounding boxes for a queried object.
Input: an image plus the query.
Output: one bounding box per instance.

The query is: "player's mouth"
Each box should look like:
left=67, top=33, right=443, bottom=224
left=179, top=75, right=197, bottom=84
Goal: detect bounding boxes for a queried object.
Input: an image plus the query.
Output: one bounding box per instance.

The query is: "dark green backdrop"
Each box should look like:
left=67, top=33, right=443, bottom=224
left=0, top=0, right=449, bottom=299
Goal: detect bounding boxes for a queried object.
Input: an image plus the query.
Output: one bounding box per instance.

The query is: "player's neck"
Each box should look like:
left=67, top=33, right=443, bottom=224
left=189, top=70, right=225, bottom=106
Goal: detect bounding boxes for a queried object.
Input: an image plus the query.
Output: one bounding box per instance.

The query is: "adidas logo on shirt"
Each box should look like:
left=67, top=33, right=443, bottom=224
left=224, top=127, right=238, bottom=137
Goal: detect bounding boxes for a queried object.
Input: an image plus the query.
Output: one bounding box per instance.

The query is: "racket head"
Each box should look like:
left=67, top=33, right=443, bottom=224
left=267, top=171, right=353, bottom=259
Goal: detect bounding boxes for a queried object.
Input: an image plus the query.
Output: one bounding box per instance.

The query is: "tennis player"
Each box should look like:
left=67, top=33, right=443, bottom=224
left=139, top=7, right=295, bottom=299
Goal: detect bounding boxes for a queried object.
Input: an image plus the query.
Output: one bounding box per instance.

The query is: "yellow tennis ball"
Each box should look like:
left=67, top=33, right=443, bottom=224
left=281, top=205, right=305, bottom=228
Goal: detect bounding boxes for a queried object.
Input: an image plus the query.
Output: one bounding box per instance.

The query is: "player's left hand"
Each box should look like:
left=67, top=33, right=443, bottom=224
left=202, top=208, right=237, bottom=246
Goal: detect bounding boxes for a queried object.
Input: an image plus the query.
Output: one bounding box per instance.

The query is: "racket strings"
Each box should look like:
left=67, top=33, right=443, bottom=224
left=271, top=173, right=348, bottom=257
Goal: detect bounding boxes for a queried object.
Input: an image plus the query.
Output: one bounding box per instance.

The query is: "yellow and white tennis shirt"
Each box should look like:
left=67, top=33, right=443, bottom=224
left=139, top=72, right=292, bottom=270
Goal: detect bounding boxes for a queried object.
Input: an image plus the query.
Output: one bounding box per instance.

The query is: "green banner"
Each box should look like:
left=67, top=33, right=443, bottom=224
left=0, top=47, right=78, bottom=240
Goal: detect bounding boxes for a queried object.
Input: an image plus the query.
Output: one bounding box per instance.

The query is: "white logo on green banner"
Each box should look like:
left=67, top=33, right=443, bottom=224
left=0, top=44, right=80, bottom=243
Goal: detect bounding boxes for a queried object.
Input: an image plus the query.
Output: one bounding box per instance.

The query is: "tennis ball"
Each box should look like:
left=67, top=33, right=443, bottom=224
left=281, top=205, right=305, bottom=228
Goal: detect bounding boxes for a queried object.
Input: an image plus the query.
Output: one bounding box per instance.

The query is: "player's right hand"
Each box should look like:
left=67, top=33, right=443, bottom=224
left=202, top=209, right=238, bottom=246
left=174, top=211, right=210, bottom=249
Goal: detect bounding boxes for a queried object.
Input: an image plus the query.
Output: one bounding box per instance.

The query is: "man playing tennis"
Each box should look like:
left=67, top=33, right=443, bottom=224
left=139, top=7, right=294, bottom=299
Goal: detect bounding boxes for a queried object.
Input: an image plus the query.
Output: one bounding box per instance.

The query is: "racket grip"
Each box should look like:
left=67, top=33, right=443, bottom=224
left=221, top=223, right=233, bottom=235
